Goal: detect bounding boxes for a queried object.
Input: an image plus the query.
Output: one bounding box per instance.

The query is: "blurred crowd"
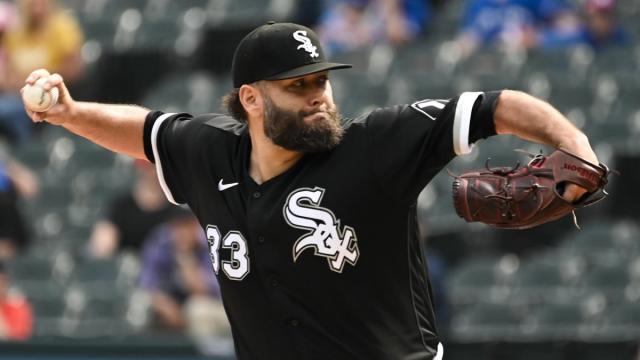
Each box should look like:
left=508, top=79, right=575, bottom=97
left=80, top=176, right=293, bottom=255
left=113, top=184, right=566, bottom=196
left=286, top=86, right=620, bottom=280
left=304, top=0, right=630, bottom=56
left=0, top=0, right=633, bottom=346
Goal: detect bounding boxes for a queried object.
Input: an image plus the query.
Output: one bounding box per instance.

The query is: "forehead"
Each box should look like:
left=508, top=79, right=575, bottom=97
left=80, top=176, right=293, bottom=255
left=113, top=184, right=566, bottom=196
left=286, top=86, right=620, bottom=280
left=269, top=71, right=330, bottom=85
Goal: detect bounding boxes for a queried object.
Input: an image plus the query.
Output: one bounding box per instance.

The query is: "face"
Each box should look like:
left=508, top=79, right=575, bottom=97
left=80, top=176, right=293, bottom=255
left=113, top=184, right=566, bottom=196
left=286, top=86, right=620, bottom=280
left=259, top=71, right=344, bottom=153
left=171, top=217, right=201, bottom=252
left=587, top=10, right=614, bottom=37
left=21, top=0, right=52, bottom=26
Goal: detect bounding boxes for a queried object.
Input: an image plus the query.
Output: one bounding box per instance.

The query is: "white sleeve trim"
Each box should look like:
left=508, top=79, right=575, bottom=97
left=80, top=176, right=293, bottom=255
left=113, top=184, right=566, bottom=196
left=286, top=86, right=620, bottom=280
left=150, top=112, right=181, bottom=205
left=453, top=91, right=483, bottom=155
left=434, top=342, right=444, bottom=360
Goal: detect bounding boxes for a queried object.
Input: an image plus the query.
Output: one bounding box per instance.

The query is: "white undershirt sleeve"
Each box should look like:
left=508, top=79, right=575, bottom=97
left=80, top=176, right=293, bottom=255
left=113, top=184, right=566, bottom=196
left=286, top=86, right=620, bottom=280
left=452, top=91, right=483, bottom=155
left=150, top=112, right=181, bottom=205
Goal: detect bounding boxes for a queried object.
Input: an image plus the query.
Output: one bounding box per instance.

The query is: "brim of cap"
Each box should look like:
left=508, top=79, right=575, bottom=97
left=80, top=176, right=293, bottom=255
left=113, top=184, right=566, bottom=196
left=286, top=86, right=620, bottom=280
left=264, top=62, right=352, bottom=81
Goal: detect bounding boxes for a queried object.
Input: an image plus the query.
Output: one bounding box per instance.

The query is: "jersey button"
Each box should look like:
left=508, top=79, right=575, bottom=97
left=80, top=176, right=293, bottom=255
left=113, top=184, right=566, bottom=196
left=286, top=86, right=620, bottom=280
left=257, top=235, right=265, bottom=243
left=270, top=278, right=279, bottom=287
left=252, top=191, right=261, bottom=199
left=289, top=319, right=300, bottom=327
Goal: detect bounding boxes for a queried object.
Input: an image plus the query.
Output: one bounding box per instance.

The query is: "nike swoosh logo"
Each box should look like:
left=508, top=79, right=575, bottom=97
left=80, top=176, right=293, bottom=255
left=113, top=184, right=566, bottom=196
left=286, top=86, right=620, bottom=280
left=218, top=179, right=239, bottom=191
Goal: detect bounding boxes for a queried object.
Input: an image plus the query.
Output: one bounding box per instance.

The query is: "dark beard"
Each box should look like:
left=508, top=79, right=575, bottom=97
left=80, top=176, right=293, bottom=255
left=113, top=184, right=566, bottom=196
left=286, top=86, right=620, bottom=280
left=263, top=95, right=344, bottom=154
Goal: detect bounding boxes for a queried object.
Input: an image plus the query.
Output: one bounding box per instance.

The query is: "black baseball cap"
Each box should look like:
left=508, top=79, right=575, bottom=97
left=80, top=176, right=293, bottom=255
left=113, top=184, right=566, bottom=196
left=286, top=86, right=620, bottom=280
left=232, top=22, right=352, bottom=88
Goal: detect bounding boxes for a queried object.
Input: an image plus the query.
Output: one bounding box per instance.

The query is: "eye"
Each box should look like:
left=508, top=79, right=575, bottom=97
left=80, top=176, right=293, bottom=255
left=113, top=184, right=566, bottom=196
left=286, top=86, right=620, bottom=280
left=291, top=80, right=304, bottom=88
left=317, top=76, right=328, bottom=86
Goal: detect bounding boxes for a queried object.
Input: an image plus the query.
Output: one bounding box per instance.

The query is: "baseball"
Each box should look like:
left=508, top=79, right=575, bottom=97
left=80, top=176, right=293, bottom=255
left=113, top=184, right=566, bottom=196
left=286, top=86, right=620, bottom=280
left=22, top=78, right=59, bottom=112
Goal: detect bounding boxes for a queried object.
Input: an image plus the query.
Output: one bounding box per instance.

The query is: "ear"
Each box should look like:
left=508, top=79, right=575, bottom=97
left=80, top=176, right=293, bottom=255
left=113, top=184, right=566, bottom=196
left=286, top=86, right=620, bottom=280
left=239, top=84, right=263, bottom=119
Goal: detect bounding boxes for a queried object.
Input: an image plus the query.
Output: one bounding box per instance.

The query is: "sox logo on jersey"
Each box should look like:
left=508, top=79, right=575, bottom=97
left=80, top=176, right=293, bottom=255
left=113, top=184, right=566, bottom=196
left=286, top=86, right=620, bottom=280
left=293, top=30, right=319, bottom=59
left=284, top=187, right=359, bottom=273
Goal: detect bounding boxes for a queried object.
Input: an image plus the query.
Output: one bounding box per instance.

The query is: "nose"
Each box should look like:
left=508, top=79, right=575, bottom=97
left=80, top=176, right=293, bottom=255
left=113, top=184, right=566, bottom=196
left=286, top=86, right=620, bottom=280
left=308, top=85, right=328, bottom=109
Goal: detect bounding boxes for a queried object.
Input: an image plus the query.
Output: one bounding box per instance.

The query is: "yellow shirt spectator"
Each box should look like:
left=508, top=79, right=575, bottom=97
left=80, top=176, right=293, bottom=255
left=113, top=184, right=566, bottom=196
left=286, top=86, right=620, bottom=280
left=3, top=9, right=83, bottom=85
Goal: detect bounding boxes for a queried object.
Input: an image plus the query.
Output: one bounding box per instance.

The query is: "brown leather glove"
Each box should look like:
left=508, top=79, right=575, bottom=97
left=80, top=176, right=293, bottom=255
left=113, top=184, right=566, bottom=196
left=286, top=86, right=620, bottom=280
left=452, top=149, right=612, bottom=229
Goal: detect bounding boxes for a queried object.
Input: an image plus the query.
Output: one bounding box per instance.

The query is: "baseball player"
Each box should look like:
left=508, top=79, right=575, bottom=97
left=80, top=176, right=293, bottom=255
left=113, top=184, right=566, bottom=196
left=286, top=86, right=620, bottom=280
left=23, top=22, right=598, bottom=360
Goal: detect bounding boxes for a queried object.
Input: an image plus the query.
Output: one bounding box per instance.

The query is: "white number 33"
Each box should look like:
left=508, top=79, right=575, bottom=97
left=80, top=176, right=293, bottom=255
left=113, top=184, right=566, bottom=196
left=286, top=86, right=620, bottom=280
left=206, top=225, right=250, bottom=280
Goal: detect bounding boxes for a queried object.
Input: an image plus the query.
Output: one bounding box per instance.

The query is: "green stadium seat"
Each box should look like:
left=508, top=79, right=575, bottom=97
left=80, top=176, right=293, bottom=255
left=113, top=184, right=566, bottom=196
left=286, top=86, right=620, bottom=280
left=69, top=259, right=121, bottom=297
left=446, top=255, right=509, bottom=305
left=581, top=264, right=630, bottom=301
left=142, top=71, right=222, bottom=113
left=511, top=261, right=566, bottom=303
left=80, top=18, right=117, bottom=49
left=82, top=296, right=127, bottom=319
left=521, top=303, right=585, bottom=340
left=450, top=303, right=524, bottom=341
left=329, top=71, right=389, bottom=118
left=16, top=281, right=66, bottom=303
left=596, top=302, right=640, bottom=341
left=31, top=296, right=66, bottom=339
left=9, top=256, right=55, bottom=282
left=135, top=21, right=180, bottom=50
left=31, top=297, right=67, bottom=319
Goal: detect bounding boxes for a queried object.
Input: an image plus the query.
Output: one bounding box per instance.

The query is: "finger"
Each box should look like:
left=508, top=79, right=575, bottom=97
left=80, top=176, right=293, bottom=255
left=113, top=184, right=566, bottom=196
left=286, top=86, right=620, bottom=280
left=26, top=108, right=44, bottom=123
left=25, top=69, right=51, bottom=85
left=41, top=73, right=63, bottom=91
left=32, top=112, right=45, bottom=122
left=563, top=183, right=587, bottom=203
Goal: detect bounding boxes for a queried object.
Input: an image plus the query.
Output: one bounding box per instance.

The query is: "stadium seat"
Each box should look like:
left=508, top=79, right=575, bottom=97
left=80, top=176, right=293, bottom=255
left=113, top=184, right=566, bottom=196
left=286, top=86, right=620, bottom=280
left=135, top=20, right=181, bottom=50
left=521, top=303, right=586, bottom=340
left=31, top=297, right=67, bottom=338
left=80, top=18, right=117, bottom=49
left=69, top=258, right=122, bottom=297
left=142, top=71, right=222, bottom=113
left=450, top=302, right=524, bottom=341
left=9, top=256, right=55, bottom=283
left=511, top=261, right=566, bottom=304
left=580, top=264, right=630, bottom=301
left=331, top=71, right=389, bottom=117
left=446, top=255, right=510, bottom=305
left=596, top=302, right=640, bottom=341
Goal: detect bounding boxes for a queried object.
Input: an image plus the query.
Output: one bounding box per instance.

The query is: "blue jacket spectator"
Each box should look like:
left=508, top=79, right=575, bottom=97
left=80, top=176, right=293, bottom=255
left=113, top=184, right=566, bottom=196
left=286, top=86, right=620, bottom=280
left=0, top=156, right=37, bottom=260
left=457, top=0, right=578, bottom=56
left=540, top=0, right=630, bottom=50
left=318, top=0, right=432, bottom=55
left=139, top=208, right=229, bottom=336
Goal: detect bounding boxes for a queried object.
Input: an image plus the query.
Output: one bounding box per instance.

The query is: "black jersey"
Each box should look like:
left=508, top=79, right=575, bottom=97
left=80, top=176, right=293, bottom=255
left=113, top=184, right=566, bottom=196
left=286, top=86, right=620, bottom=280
left=142, top=91, right=499, bottom=360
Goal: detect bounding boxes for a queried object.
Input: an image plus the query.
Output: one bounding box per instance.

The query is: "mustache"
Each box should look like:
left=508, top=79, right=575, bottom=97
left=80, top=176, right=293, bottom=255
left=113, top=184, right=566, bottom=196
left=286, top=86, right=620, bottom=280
left=299, top=107, right=338, bottom=119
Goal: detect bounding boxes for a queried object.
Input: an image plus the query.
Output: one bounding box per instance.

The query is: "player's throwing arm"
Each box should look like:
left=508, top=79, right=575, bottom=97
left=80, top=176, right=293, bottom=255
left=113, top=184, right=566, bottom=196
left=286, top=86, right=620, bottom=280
left=21, top=69, right=150, bottom=159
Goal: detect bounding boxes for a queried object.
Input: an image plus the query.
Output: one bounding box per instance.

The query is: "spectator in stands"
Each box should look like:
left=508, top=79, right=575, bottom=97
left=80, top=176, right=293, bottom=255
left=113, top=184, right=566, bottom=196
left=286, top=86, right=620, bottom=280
left=317, top=0, right=432, bottom=55
left=88, top=159, right=174, bottom=258
left=456, top=0, right=579, bottom=57
left=0, top=1, right=15, bottom=85
left=0, top=0, right=84, bottom=145
left=0, top=262, right=33, bottom=340
left=0, top=152, right=38, bottom=260
left=540, top=0, right=631, bottom=50
left=139, top=208, right=229, bottom=337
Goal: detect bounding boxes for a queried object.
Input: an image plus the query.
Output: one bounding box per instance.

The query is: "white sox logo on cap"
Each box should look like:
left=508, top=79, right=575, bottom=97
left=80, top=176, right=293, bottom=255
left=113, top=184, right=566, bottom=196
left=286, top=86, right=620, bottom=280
left=293, top=30, right=319, bottom=59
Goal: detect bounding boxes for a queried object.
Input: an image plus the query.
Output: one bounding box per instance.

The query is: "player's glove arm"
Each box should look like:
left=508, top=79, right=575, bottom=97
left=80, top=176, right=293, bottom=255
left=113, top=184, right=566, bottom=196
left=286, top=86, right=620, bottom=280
left=491, top=90, right=599, bottom=202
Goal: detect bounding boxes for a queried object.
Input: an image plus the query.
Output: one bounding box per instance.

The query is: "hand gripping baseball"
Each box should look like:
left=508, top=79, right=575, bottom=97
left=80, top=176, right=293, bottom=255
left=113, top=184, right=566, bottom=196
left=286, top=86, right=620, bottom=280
left=452, top=149, right=613, bottom=229
left=21, top=69, right=74, bottom=126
